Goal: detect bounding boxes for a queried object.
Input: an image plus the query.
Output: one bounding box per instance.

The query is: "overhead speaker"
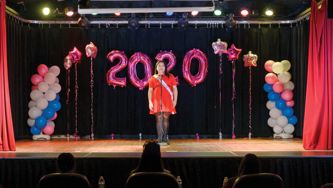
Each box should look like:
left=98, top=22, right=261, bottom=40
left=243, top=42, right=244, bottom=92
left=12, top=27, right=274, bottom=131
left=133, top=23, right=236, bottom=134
left=329, top=0, right=333, bottom=18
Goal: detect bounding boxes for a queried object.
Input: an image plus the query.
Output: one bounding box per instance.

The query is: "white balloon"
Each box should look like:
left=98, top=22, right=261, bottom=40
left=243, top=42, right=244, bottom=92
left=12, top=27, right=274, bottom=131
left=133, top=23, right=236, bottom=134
left=277, top=116, right=288, bottom=127
left=273, top=125, right=283, bottom=134
left=281, top=60, right=291, bottom=72
left=49, top=66, right=61, bottom=76
left=47, top=121, right=55, bottom=127
left=266, top=101, right=275, bottom=110
left=38, top=82, right=49, bottom=93
left=284, top=81, right=295, bottom=90
left=284, top=124, right=295, bottom=134
left=278, top=72, right=291, bottom=83
left=44, top=72, right=56, bottom=85
left=55, top=78, right=59, bottom=83
left=272, top=62, right=284, bottom=74
left=269, top=108, right=282, bottom=119
left=28, top=107, right=42, bottom=119
left=267, top=118, right=277, bottom=128
left=27, top=118, right=35, bottom=127
left=30, top=90, right=43, bottom=101
left=36, top=98, right=48, bottom=110
left=50, top=83, right=62, bottom=93
left=28, top=101, right=37, bottom=108
left=45, top=90, right=56, bottom=101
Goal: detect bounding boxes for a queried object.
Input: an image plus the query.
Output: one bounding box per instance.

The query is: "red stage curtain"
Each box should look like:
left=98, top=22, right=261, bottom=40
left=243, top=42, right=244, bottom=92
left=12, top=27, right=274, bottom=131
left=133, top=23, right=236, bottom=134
left=303, top=0, right=333, bottom=150
left=0, top=0, right=16, bottom=151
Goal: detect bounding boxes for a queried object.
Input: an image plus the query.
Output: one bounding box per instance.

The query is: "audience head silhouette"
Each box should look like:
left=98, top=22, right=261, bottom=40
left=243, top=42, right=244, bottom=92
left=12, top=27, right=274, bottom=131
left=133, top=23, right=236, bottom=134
left=57, top=153, right=76, bottom=173
left=135, top=140, right=164, bottom=172
left=238, top=153, right=260, bottom=175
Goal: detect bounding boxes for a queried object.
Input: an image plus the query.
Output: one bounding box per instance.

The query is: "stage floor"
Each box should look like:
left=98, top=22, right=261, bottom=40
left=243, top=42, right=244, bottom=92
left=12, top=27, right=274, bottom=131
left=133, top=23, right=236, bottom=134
left=1, top=138, right=332, bottom=158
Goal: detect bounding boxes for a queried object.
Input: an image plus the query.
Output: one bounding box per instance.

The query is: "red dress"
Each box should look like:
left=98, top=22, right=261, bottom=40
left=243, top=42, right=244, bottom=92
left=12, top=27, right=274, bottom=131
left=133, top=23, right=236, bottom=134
left=148, top=74, right=177, bottom=115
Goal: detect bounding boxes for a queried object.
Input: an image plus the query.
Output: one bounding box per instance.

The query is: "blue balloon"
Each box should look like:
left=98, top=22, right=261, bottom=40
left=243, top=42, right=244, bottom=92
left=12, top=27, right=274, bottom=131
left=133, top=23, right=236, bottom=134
left=55, top=94, right=60, bottom=101
left=283, top=107, right=294, bottom=117
left=34, top=116, right=47, bottom=129
left=288, top=116, right=298, bottom=125
left=275, top=99, right=286, bottom=110
left=49, top=100, right=62, bottom=111
left=268, top=92, right=280, bottom=101
left=42, top=107, right=55, bottom=119
left=30, top=126, right=41, bottom=135
left=263, top=84, right=273, bottom=93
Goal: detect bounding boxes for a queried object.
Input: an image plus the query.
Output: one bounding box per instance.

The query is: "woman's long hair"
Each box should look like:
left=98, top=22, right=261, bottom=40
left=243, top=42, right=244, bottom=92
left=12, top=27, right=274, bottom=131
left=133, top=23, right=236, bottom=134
left=154, top=60, right=170, bottom=77
left=134, top=140, right=165, bottom=172
left=238, top=153, right=260, bottom=175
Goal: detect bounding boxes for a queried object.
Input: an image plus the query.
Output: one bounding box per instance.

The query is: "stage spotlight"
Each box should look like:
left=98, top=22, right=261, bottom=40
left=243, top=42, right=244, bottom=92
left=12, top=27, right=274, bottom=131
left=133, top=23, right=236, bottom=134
left=115, top=12, right=121, bottom=16
left=214, top=0, right=223, bottom=16
left=128, top=15, right=139, bottom=29
left=265, top=9, right=274, bottom=16
left=240, top=9, right=249, bottom=17
left=64, top=7, right=74, bottom=17
left=42, top=7, right=50, bottom=16
left=191, top=11, right=199, bottom=16
left=92, top=13, right=98, bottom=16
left=78, top=16, right=90, bottom=27
left=166, top=11, right=174, bottom=16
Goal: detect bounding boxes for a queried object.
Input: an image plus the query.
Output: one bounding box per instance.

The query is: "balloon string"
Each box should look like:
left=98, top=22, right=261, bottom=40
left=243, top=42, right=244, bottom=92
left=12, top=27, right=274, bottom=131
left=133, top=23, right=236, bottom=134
left=90, top=58, right=94, bottom=140
left=74, top=63, right=79, bottom=139
left=249, top=67, right=252, bottom=139
left=66, top=69, right=71, bottom=140
left=219, top=55, right=223, bottom=135
left=232, top=60, right=236, bottom=139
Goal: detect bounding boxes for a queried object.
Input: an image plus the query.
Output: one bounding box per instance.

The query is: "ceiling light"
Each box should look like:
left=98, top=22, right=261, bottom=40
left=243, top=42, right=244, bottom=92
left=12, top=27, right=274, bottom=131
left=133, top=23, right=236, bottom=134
left=42, top=7, right=50, bottom=16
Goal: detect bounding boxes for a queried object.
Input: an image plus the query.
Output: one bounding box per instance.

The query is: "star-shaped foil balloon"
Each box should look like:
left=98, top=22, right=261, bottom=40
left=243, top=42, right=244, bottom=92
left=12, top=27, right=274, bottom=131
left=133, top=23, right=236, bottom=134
left=69, top=47, right=82, bottom=64
left=85, top=42, right=98, bottom=59
left=227, top=44, right=242, bottom=61
left=243, top=51, right=258, bottom=67
left=212, top=38, right=228, bottom=56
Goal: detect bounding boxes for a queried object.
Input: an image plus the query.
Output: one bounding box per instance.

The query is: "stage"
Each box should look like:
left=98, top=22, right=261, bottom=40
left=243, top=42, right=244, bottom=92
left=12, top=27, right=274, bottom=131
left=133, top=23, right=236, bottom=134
left=1, top=138, right=333, bottom=188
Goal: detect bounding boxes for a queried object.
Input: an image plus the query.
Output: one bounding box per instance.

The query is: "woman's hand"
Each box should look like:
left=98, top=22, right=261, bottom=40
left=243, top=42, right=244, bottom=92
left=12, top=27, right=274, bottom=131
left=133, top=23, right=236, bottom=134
left=173, top=100, right=177, bottom=108
left=149, top=101, right=154, bottom=110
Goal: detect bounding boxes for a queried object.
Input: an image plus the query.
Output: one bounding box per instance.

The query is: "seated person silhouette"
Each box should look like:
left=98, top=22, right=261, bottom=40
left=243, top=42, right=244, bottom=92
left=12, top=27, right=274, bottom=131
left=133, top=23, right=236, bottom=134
left=222, top=153, right=260, bottom=188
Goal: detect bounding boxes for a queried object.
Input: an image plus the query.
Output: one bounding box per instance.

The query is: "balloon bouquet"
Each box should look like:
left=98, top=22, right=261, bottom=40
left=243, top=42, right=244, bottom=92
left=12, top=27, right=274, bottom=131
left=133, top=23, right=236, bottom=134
left=263, top=60, right=297, bottom=138
left=28, top=64, right=62, bottom=140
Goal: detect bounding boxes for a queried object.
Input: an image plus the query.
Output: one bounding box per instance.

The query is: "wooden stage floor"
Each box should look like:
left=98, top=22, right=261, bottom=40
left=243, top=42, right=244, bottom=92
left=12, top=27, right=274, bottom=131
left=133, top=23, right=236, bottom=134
left=1, top=138, right=332, bottom=158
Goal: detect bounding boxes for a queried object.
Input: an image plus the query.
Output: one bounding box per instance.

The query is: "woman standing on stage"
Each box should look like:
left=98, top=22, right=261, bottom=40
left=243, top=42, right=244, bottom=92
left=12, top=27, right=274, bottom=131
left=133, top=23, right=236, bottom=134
left=148, top=60, right=178, bottom=145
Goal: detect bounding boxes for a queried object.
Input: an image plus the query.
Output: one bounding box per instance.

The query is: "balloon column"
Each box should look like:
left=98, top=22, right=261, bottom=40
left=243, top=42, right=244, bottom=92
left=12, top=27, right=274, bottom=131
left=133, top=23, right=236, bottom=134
left=28, top=64, right=62, bottom=140
left=228, top=44, right=242, bottom=139
left=263, top=60, right=297, bottom=138
left=243, top=51, right=258, bottom=139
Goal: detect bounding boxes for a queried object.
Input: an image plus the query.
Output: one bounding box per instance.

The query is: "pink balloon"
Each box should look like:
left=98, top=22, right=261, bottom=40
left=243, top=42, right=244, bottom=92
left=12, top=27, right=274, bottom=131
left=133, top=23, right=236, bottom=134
left=43, top=125, right=54, bottom=135
left=281, top=90, right=294, bottom=101
left=106, top=50, right=128, bottom=88
left=31, top=85, right=38, bottom=91
left=128, top=52, right=153, bottom=90
left=273, top=82, right=284, bottom=93
left=50, top=112, right=58, bottom=121
left=31, top=74, right=43, bottom=85
left=265, top=73, right=278, bottom=84
left=227, top=44, right=242, bottom=61
left=155, top=51, right=176, bottom=73
left=182, top=49, right=208, bottom=87
left=155, top=51, right=179, bottom=85
left=286, top=100, right=295, bottom=107
left=69, top=47, right=82, bottom=63
left=264, top=60, right=275, bottom=72
left=64, top=55, right=73, bottom=70
left=37, top=64, right=49, bottom=77
left=212, top=38, right=228, bottom=56
left=85, top=42, right=98, bottom=59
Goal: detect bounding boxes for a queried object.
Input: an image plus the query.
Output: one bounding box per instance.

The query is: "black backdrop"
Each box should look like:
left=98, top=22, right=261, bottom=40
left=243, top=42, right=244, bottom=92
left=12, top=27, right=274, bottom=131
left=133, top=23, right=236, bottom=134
left=6, top=15, right=309, bottom=139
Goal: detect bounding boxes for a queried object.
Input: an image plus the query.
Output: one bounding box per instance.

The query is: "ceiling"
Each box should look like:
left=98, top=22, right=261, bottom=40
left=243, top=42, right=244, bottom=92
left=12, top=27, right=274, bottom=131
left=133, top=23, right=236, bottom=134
left=6, top=0, right=311, bottom=22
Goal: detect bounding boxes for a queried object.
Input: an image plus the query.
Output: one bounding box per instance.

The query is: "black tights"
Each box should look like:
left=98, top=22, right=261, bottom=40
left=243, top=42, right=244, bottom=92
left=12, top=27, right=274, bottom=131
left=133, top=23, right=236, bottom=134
left=155, top=112, right=170, bottom=142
